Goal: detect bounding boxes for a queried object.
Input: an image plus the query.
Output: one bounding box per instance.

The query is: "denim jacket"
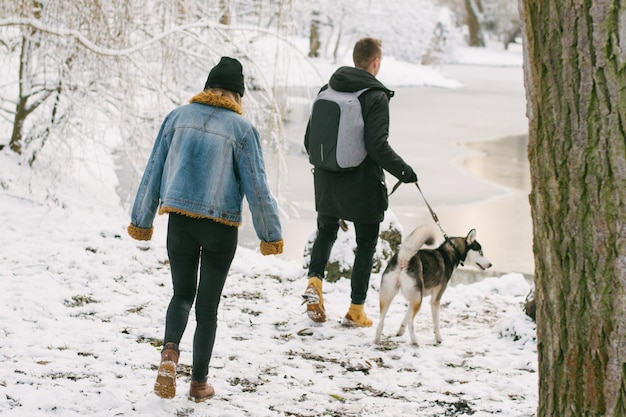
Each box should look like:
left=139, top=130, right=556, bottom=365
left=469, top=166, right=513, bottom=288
left=128, top=91, right=282, bottom=247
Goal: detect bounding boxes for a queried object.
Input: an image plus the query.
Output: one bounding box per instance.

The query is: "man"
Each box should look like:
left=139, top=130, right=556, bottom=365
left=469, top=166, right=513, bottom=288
left=303, top=37, right=418, bottom=327
left=128, top=57, right=283, bottom=402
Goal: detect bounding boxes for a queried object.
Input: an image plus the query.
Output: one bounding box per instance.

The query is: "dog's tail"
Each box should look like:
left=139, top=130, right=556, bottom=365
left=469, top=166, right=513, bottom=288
left=398, top=225, right=436, bottom=268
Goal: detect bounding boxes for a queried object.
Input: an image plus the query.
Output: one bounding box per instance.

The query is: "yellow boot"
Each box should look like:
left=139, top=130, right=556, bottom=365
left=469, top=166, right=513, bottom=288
left=302, top=277, right=326, bottom=323
left=343, top=303, right=373, bottom=327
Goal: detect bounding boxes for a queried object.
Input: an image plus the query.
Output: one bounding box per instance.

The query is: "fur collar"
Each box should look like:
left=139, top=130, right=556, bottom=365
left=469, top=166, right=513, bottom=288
left=189, top=90, right=243, bottom=115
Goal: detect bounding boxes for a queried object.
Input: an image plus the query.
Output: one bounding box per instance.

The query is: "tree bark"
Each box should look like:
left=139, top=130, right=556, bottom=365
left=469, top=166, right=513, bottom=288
left=520, top=1, right=626, bottom=416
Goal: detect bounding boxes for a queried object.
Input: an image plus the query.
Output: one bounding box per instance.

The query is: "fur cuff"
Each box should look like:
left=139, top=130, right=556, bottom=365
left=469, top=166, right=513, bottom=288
left=260, top=240, right=283, bottom=256
left=127, top=223, right=154, bottom=241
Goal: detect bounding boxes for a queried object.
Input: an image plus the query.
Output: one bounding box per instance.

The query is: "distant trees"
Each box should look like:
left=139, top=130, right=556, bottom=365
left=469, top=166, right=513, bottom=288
left=439, top=0, right=520, bottom=48
left=302, top=0, right=453, bottom=64
left=1, top=0, right=178, bottom=164
left=520, top=1, right=626, bottom=416
left=0, top=1, right=299, bottom=182
left=1, top=0, right=521, bottom=190
left=3, top=1, right=77, bottom=161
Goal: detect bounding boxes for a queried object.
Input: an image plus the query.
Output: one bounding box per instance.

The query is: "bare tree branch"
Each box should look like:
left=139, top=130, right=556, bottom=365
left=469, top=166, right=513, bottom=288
left=0, top=17, right=219, bottom=57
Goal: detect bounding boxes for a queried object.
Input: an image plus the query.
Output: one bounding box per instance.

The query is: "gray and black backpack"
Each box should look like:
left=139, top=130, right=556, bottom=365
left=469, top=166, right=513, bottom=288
left=307, top=86, right=369, bottom=171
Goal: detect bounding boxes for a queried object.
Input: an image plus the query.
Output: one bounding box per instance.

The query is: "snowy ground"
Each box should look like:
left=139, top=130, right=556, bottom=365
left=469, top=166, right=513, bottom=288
left=0, top=43, right=537, bottom=416
left=0, top=189, right=537, bottom=416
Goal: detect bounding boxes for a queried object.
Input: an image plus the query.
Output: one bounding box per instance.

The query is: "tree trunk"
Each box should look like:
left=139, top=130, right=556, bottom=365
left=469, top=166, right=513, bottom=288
left=464, top=0, right=484, bottom=47
left=519, top=1, right=626, bottom=416
left=9, top=34, right=31, bottom=155
left=308, top=10, right=320, bottom=58
left=219, top=0, right=230, bottom=25
left=9, top=96, right=28, bottom=155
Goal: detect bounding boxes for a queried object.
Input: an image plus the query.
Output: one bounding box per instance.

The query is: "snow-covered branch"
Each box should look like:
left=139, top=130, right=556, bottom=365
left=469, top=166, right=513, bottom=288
left=0, top=18, right=219, bottom=57
left=0, top=17, right=312, bottom=60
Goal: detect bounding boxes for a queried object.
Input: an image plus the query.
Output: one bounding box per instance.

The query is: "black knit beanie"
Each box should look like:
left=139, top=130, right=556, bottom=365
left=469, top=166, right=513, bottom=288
left=204, top=57, right=245, bottom=97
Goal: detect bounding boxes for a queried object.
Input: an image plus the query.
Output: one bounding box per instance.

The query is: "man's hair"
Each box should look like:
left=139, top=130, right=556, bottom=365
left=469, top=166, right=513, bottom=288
left=352, top=37, right=382, bottom=70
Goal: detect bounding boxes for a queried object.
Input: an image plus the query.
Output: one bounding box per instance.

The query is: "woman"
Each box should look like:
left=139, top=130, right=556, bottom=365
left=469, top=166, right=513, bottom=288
left=127, top=57, right=283, bottom=402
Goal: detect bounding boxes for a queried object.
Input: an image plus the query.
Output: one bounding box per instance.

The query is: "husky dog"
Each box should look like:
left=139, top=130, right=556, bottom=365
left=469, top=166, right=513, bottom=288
left=373, top=225, right=492, bottom=346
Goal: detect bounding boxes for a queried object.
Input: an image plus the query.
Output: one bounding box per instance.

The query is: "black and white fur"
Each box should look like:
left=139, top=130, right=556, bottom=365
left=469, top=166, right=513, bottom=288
left=374, top=225, right=492, bottom=346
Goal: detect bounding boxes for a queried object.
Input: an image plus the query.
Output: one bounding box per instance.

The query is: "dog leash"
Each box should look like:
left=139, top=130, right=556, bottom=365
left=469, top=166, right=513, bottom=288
left=389, top=180, right=464, bottom=265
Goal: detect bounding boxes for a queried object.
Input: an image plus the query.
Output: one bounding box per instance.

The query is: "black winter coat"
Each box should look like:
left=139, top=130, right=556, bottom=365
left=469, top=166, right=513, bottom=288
left=304, top=66, right=416, bottom=223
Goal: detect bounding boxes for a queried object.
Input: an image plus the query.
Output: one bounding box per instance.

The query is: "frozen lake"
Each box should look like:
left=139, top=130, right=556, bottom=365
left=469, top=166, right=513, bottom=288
left=276, top=64, right=534, bottom=276
left=118, top=62, right=534, bottom=276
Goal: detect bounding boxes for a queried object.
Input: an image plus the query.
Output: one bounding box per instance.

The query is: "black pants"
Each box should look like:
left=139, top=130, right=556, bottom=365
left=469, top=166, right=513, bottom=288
left=164, top=214, right=237, bottom=383
left=307, top=213, right=379, bottom=305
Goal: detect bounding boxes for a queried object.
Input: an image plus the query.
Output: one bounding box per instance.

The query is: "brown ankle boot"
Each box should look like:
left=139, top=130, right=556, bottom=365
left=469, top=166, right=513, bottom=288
left=188, top=380, right=215, bottom=402
left=154, top=342, right=179, bottom=399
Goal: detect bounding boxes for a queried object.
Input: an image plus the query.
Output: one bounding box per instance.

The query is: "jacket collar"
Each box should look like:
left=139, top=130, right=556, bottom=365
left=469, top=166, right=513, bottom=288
left=189, top=90, right=243, bottom=115
left=329, top=66, right=394, bottom=99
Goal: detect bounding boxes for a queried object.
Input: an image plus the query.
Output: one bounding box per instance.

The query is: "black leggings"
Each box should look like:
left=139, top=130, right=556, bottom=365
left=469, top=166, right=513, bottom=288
left=164, top=214, right=237, bottom=382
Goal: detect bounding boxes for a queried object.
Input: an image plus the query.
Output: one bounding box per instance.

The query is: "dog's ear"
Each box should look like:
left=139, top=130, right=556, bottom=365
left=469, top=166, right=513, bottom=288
left=466, top=229, right=477, bottom=244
